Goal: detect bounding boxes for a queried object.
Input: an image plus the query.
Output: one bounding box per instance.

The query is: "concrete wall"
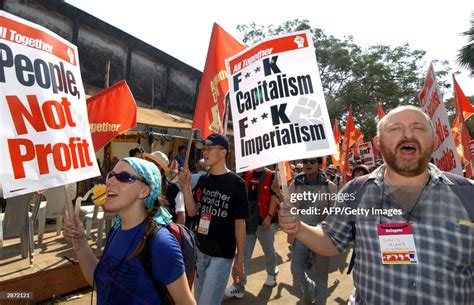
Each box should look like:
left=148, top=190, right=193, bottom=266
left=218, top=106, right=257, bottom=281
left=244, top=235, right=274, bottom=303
left=1, top=0, right=201, bottom=117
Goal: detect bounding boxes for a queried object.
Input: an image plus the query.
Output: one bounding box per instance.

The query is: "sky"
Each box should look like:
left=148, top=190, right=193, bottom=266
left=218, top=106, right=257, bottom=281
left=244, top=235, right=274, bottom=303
left=66, top=0, right=474, bottom=96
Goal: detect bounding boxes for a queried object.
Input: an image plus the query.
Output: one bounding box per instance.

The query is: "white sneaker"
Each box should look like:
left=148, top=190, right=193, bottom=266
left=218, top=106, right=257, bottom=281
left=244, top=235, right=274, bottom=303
left=224, top=285, right=244, bottom=298
left=264, top=268, right=279, bottom=287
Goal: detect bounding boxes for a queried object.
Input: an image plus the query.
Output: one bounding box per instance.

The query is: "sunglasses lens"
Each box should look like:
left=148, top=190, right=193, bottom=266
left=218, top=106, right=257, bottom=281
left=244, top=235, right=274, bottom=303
left=116, top=172, right=135, bottom=183
left=107, top=171, right=135, bottom=183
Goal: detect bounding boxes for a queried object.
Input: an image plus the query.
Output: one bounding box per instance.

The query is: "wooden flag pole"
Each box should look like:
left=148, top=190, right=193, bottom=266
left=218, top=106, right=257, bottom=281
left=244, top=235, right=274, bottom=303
left=223, top=94, right=230, bottom=136
left=63, top=184, right=80, bottom=250
left=183, top=129, right=195, bottom=170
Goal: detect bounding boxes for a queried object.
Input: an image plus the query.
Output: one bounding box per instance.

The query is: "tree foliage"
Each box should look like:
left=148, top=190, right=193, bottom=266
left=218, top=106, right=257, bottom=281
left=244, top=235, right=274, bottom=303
left=236, top=19, right=452, bottom=139
left=457, top=13, right=474, bottom=76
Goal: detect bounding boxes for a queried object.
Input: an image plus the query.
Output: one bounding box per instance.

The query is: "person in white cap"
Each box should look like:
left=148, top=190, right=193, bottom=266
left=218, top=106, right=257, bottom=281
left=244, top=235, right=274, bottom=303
left=144, top=151, right=186, bottom=225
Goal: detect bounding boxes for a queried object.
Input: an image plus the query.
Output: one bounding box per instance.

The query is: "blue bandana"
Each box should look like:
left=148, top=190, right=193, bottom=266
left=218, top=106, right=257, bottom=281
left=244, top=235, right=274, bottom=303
left=113, top=157, right=172, bottom=228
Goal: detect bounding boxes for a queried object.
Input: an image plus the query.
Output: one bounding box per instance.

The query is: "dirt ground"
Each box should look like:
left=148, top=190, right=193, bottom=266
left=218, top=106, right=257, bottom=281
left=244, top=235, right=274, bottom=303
left=45, top=229, right=354, bottom=305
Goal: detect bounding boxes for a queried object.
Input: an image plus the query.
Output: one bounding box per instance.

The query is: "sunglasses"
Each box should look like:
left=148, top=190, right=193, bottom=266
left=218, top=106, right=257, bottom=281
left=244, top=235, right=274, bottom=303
left=302, top=159, right=318, bottom=165
left=106, top=171, right=148, bottom=185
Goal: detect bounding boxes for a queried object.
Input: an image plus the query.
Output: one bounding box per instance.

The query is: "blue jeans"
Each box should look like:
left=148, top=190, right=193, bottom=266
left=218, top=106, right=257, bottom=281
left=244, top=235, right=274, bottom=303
left=194, top=248, right=233, bottom=305
left=291, top=239, right=329, bottom=304
left=235, top=223, right=277, bottom=291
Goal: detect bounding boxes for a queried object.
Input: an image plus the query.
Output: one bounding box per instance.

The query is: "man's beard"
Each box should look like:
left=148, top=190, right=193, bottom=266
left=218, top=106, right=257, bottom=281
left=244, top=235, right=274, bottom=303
left=380, top=138, right=433, bottom=177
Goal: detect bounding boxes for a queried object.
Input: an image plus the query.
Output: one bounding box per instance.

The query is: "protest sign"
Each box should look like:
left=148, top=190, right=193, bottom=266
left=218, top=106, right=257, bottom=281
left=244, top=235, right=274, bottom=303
left=358, top=141, right=375, bottom=167
left=225, top=31, right=336, bottom=172
left=418, top=64, right=462, bottom=176
left=0, top=11, right=100, bottom=198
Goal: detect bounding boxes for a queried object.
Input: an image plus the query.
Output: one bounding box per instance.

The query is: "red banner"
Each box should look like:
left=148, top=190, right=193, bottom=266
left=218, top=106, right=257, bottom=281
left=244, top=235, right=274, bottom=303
left=377, top=102, right=386, bottom=119
left=332, top=119, right=341, bottom=167
left=340, top=106, right=356, bottom=175
left=452, top=75, right=473, bottom=164
left=192, top=23, right=245, bottom=138
left=86, top=81, right=137, bottom=152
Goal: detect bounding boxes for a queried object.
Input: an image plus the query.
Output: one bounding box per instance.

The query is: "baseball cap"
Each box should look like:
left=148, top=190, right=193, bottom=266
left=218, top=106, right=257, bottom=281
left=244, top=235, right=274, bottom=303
left=143, top=151, right=170, bottom=174
left=201, top=133, right=230, bottom=151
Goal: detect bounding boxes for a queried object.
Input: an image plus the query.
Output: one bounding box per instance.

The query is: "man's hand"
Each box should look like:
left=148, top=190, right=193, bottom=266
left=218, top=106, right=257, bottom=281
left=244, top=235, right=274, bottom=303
left=232, top=261, right=245, bottom=284
left=178, top=167, right=192, bottom=189
left=278, top=201, right=300, bottom=236
left=262, top=215, right=272, bottom=231
left=271, top=179, right=282, bottom=199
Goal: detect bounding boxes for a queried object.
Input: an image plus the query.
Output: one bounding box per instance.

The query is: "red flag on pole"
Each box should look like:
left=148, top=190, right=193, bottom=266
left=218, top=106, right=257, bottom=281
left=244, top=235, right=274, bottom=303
left=339, top=106, right=356, bottom=175
left=377, top=102, right=386, bottom=120
left=452, top=75, right=473, bottom=164
left=283, top=161, right=294, bottom=183
left=192, top=23, right=245, bottom=139
left=331, top=119, right=341, bottom=167
left=352, top=128, right=364, bottom=158
left=87, top=80, right=137, bottom=152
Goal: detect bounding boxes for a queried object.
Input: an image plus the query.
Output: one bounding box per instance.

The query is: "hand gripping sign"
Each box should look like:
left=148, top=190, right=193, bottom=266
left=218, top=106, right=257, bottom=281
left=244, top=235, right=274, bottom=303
left=225, top=31, right=336, bottom=172
left=0, top=11, right=100, bottom=198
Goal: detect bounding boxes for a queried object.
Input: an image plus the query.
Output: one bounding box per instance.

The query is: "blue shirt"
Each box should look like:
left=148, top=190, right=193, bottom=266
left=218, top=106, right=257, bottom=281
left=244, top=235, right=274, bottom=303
left=95, top=223, right=185, bottom=304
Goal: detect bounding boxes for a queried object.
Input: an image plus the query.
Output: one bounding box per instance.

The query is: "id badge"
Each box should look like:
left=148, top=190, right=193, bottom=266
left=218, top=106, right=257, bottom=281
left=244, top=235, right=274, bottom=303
left=197, top=212, right=211, bottom=235
left=377, top=222, right=418, bottom=264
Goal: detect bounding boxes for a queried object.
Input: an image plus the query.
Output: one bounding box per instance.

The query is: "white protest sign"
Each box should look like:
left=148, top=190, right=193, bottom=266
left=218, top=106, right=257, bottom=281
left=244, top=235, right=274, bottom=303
left=0, top=11, right=100, bottom=198
left=358, top=142, right=375, bottom=167
left=418, top=63, right=462, bottom=176
left=225, top=31, right=336, bottom=172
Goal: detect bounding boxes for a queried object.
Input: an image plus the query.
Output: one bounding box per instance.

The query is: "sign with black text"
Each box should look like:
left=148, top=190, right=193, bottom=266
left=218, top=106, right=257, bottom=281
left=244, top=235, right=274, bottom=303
left=225, top=31, right=336, bottom=172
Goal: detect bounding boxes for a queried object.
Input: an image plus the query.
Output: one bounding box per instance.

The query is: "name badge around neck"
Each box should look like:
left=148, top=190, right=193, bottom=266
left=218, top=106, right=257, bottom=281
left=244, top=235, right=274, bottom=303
left=377, top=222, right=418, bottom=264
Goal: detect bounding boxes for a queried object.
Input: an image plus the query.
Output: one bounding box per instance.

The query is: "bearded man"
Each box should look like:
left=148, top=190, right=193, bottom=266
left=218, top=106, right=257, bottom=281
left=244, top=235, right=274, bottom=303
left=280, top=106, right=474, bottom=305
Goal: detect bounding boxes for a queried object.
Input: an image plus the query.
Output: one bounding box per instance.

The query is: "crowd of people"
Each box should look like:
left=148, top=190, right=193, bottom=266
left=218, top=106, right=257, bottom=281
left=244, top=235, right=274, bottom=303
left=63, top=106, right=473, bottom=305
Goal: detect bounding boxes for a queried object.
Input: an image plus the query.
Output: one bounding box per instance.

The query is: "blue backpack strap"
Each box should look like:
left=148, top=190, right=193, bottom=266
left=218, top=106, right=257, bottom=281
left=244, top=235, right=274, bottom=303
left=345, top=175, right=370, bottom=274
left=442, top=172, right=474, bottom=221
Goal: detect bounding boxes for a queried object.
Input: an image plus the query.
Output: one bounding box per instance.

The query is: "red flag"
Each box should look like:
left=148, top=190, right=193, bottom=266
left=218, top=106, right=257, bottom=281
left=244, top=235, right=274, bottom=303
left=331, top=119, right=341, bottom=167
left=452, top=75, right=473, bottom=163
left=87, top=80, right=137, bottom=152
left=321, top=156, right=327, bottom=170
left=377, top=102, right=386, bottom=119
left=192, top=23, right=245, bottom=138
left=283, top=161, right=294, bottom=183
left=352, top=128, right=364, bottom=158
left=339, top=106, right=356, bottom=175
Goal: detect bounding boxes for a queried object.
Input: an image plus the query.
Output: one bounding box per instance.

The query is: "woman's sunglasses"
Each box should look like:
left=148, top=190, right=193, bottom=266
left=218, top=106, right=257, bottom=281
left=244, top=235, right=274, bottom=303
left=106, top=171, right=148, bottom=185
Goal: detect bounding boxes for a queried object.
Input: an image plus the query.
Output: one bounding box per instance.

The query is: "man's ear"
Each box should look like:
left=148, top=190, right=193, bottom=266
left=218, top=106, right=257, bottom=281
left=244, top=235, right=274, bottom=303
left=139, top=185, right=151, bottom=199
left=373, top=135, right=380, bottom=150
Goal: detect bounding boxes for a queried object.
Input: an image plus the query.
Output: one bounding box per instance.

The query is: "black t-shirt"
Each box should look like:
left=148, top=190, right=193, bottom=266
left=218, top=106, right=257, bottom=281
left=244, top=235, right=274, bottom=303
left=194, top=171, right=249, bottom=259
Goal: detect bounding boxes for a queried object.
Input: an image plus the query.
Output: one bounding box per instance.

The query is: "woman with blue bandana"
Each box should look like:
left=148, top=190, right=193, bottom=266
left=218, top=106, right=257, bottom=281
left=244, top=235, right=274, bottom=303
left=63, top=157, right=196, bottom=305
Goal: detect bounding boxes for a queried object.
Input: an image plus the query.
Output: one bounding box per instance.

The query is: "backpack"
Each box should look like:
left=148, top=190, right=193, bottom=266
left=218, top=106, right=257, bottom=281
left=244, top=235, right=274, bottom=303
left=107, top=222, right=197, bottom=305
left=142, top=223, right=197, bottom=305
left=345, top=172, right=473, bottom=274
